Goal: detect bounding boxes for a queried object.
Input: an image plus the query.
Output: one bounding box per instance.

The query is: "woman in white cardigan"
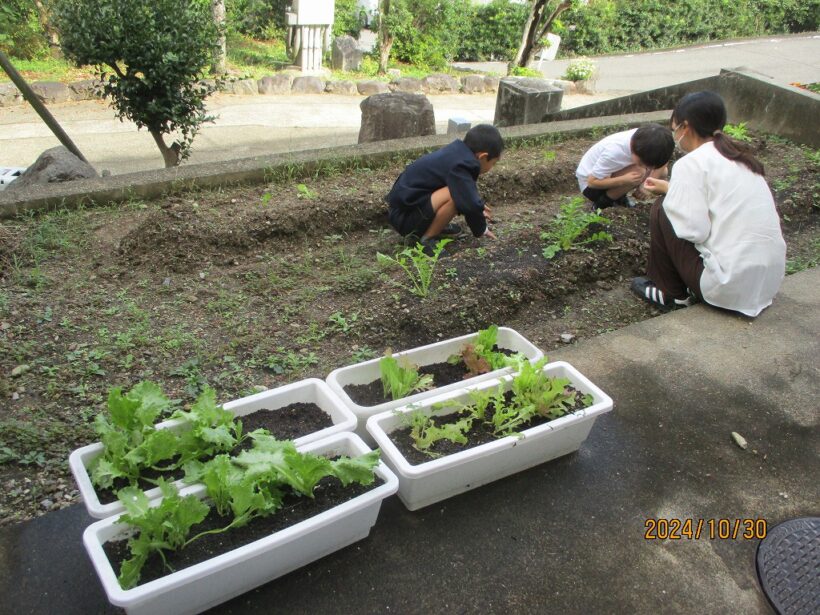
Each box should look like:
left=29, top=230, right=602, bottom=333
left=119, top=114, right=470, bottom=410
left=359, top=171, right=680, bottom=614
left=632, top=91, right=786, bottom=317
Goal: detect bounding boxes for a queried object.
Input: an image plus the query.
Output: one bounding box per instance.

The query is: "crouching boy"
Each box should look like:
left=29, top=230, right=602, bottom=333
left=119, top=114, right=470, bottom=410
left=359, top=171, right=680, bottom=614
left=386, top=124, right=503, bottom=255
left=576, top=124, right=674, bottom=209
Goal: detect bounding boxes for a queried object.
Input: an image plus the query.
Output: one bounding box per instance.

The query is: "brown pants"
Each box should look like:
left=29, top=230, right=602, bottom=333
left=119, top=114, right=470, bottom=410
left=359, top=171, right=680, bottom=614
left=647, top=198, right=704, bottom=301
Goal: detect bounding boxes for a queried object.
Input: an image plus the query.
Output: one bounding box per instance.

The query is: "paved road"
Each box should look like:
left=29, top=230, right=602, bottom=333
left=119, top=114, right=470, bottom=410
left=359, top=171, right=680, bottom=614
left=1, top=33, right=818, bottom=176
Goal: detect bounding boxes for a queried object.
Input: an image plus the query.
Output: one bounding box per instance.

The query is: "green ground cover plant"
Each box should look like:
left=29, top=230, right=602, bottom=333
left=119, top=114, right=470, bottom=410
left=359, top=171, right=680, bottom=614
left=541, top=198, right=613, bottom=259
left=377, top=239, right=451, bottom=298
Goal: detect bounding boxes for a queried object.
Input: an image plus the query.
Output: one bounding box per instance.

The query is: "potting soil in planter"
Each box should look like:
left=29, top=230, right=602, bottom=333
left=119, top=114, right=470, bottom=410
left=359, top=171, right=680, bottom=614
left=95, top=402, right=332, bottom=505
left=391, top=389, right=590, bottom=465
left=344, top=348, right=517, bottom=407
left=103, top=474, right=385, bottom=587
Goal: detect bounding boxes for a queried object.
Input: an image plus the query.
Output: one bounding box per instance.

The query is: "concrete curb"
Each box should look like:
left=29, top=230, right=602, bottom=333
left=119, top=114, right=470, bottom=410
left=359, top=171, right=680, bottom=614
left=0, top=111, right=670, bottom=219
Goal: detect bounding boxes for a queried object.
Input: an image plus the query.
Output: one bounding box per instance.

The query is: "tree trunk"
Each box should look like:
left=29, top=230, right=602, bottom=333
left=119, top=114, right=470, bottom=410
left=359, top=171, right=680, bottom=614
left=377, top=0, right=393, bottom=74
left=149, top=129, right=181, bottom=168
left=32, top=0, right=60, bottom=49
left=510, top=0, right=571, bottom=70
left=211, top=0, right=227, bottom=74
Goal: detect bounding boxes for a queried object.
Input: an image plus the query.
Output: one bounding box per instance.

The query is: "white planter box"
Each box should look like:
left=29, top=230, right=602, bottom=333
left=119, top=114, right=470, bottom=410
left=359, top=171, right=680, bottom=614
left=70, top=378, right=357, bottom=519
left=326, top=327, right=543, bottom=443
left=84, top=432, right=398, bottom=615
left=366, top=361, right=613, bottom=511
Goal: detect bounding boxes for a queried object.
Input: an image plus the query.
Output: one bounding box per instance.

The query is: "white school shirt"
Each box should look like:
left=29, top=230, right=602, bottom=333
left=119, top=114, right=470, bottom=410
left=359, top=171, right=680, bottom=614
left=575, top=128, right=637, bottom=191
left=663, top=141, right=786, bottom=317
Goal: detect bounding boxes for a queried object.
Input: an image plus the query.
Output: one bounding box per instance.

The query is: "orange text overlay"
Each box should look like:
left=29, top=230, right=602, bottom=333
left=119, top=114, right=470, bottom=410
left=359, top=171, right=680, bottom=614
left=644, top=518, right=767, bottom=540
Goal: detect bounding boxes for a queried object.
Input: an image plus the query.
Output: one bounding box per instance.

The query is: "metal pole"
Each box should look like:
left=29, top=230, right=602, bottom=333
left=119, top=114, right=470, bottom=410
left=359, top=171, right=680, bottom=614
left=0, top=49, right=89, bottom=164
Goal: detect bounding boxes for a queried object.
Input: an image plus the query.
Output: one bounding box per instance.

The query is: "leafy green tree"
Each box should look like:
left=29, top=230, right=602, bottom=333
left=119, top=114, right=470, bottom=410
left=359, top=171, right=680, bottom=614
left=0, top=0, right=51, bottom=59
left=333, top=0, right=365, bottom=39
left=53, top=0, right=224, bottom=167
left=512, top=0, right=576, bottom=69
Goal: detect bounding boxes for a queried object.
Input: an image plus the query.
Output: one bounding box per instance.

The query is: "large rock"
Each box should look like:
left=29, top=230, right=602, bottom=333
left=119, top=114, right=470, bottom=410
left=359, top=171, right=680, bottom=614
left=483, top=76, right=500, bottom=92
left=422, top=74, right=461, bottom=93
left=30, top=81, right=71, bottom=104
left=390, top=77, right=423, bottom=94
left=0, top=83, right=22, bottom=107
left=258, top=74, right=293, bottom=95
left=461, top=75, right=486, bottom=94
left=229, top=78, right=259, bottom=96
left=358, top=92, right=436, bottom=144
left=493, top=77, right=563, bottom=127
left=291, top=76, right=326, bottom=94
left=5, top=146, right=98, bottom=192
left=331, top=35, right=363, bottom=72
left=325, top=80, right=358, bottom=95
left=69, top=79, right=103, bottom=101
left=357, top=80, right=390, bottom=96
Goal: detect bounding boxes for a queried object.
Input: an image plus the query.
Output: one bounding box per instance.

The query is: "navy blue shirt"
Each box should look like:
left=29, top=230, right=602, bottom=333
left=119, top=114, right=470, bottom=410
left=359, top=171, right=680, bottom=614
left=386, top=140, right=487, bottom=237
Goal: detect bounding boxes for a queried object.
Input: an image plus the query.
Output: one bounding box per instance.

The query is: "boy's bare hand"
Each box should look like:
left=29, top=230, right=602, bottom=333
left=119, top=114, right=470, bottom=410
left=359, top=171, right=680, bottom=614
left=483, top=205, right=493, bottom=221
left=483, top=229, right=497, bottom=240
left=622, top=170, right=644, bottom=186
left=643, top=177, right=669, bottom=195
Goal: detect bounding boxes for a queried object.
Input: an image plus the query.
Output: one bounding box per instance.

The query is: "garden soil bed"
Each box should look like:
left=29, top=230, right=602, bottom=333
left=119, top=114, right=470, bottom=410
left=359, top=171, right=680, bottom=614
left=0, top=130, right=817, bottom=525
left=95, top=402, right=332, bottom=504
left=103, top=475, right=384, bottom=586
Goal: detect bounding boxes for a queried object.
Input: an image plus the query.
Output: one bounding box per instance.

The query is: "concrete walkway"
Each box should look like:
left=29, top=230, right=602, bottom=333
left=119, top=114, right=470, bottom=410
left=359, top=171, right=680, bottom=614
left=2, top=267, right=817, bottom=614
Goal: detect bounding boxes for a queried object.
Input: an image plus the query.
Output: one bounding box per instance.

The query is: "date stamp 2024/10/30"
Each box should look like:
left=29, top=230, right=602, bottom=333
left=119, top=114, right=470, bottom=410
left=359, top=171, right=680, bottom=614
left=644, top=518, right=768, bottom=540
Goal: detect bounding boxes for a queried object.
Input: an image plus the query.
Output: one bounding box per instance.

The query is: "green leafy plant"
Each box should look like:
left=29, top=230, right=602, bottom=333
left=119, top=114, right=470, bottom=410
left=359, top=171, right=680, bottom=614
left=89, top=382, right=241, bottom=490
left=451, top=325, right=526, bottom=377
left=296, top=183, right=317, bottom=200
left=404, top=409, right=472, bottom=455
left=328, top=311, right=358, bottom=334
left=509, top=65, right=542, bottom=78
left=541, top=198, right=613, bottom=259
left=723, top=122, right=753, bottom=142
left=562, top=57, right=596, bottom=82
left=379, top=352, right=434, bottom=401
left=115, top=434, right=380, bottom=588
left=377, top=239, right=451, bottom=298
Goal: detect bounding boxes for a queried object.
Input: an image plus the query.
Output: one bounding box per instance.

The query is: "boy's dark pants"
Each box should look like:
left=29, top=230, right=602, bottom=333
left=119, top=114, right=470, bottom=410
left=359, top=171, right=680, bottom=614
left=387, top=198, right=435, bottom=238
left=647, top=198, right=704, bottom=300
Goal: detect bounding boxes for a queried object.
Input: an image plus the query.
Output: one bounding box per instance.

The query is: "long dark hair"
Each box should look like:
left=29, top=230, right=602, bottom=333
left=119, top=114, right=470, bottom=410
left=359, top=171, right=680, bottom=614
left=672, top=91, right=764, bottom=175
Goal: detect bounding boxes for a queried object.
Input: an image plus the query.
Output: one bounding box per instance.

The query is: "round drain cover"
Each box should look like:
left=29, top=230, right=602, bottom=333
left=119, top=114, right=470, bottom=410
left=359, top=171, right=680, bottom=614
left=756, top=517, right=820, bottom=615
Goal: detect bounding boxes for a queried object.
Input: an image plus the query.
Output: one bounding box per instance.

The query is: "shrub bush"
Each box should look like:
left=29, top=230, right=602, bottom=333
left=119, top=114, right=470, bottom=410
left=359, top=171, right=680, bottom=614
left=560, top=0, right=820, bottom=57
left=333, top=0, right=365, bottom=39
left=389, top=0, right=472, bottom=70
left=456, top=0, right=530, bottom=62
left=562, top=58, right=596, bottom=81
left=0, top=0, right=51, bottom=60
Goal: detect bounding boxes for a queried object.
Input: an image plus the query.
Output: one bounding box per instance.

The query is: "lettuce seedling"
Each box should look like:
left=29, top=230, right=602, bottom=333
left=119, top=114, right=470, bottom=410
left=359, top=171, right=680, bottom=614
left=379, top=352, right=434, bottom=400
left=405, top=408, right=472, bottom=455
left=451, top=325, right=528, bottom=377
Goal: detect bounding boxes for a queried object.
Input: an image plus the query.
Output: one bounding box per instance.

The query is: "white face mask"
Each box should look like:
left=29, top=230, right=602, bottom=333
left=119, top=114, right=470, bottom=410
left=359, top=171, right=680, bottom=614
left=672, top=124, right=687, bottom=153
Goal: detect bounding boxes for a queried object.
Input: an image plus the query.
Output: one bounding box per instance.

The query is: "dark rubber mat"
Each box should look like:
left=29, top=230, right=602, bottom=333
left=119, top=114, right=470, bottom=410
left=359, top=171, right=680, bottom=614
left=756, top=517, right=820, bottom=615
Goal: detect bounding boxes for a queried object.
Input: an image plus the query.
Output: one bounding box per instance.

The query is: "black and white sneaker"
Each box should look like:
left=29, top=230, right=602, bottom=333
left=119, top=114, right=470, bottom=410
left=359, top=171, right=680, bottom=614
left=433, top=222, right=465, bottom=239
left=630, top=277, right=692, bottom=311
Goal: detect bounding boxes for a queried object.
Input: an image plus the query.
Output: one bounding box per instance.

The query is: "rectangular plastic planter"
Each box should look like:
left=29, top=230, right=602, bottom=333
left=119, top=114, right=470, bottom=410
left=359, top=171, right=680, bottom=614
left=326, top=327, right=543, bottom=443
left=83, top=431, right=398, bottom=615
left=70, top=378, right=357, bottom=519
left=366, top=361, right=613, bottom=511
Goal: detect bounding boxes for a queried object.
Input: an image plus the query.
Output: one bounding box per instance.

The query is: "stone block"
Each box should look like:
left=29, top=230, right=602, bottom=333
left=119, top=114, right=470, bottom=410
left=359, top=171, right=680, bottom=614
left=493, top=77, right=563, bottom=127
left=0, top=83, right=22, bottom=107
left=483, top=76, right=500, bottom=92
left=30, top=81, right=71, bottom=104
left=331, top=35, right=363, bottom=72
left=230, top=78, right=259, bottom=96
left=325, top=80, right=358, bottom=95
left=358, top=92, right=436, bottom=144
left=5, top=146, right=98, bottom=193
left=69, top=79, right=102, bottom=101
left=422, top=74, right=461, bottom=93
left=258, top=74, right=293, bottom=95
left=447, top=117, right=471, bottom=136
left=357, top=80, right=390, bottom=96
left=461, top=75, right=486, bottom=94
left=390, top=78, right=423, bottom=94
left=291, top=76, right=326, bottom=94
